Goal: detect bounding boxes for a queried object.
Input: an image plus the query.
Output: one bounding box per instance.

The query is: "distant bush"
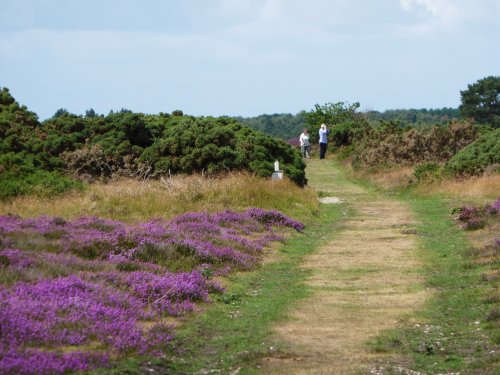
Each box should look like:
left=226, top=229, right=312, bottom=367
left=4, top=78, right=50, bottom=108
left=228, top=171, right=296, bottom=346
left=364, top=107, right=460, bottom=126
left=444, top=128, right=500, bottom=177
left=236, top=112, right=307, bottom=140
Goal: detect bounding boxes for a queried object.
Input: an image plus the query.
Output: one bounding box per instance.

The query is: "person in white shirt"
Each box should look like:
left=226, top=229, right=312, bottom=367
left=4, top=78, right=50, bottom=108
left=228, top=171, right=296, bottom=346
left=299, top=128, right=310, bottom=159
left=318, top=124, right=330, bottom=159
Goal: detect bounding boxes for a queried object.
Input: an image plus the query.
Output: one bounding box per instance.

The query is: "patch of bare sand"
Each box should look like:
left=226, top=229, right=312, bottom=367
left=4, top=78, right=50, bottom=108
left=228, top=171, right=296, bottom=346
left=261, top=197, right=430, bottom=374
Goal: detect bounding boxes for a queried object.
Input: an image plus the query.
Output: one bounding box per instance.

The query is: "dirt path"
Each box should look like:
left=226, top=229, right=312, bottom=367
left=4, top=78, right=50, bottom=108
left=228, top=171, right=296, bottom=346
left=262, top=160, right=428, bottom=374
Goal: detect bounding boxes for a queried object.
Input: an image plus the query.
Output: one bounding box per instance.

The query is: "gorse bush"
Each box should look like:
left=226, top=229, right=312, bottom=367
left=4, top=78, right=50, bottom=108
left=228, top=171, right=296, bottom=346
left=328, top=120, right=365, bottom=148
left=444, top=128, right=500, bottom=177
left=350, top=120, right=482, bottom=170
left=0, top=87, right=307, bottom=199
left=0, top=152, right=82, bottom=199
left=140, top=117, right=306, bottom=185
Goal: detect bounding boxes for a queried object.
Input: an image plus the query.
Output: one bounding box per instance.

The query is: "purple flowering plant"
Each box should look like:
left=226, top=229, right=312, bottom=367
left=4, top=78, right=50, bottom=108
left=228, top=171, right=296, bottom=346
left=0, top=208, right=303, bottom=373
left=453, top=198, right=499, bottom=230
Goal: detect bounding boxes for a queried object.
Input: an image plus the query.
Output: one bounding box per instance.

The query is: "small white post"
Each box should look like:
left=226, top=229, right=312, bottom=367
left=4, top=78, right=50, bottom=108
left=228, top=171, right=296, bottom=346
left=272, top=160, right=283, bottom=181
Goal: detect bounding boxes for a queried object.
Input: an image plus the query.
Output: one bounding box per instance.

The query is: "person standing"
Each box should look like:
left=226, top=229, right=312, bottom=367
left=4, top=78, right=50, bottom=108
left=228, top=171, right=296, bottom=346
left=299, top=128, right=310, bottom=158
left=318, top=123, right=330, bottom=159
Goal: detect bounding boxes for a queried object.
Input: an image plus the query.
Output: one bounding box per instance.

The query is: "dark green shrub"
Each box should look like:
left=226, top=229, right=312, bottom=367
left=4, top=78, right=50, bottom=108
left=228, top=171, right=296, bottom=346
left=0, top=153, right=82, bottom=200
left=1, top=87, right=306, bottom=189
left=329, top=120, right=365, bottom=148
left=444, top=128, right=500, bottom=176
left=141, top=117, right=306, bottom=186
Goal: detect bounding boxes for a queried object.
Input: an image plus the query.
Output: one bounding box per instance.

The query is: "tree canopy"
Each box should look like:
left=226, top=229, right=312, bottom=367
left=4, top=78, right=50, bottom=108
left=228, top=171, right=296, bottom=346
left=460, top=76, right=500, bottom=127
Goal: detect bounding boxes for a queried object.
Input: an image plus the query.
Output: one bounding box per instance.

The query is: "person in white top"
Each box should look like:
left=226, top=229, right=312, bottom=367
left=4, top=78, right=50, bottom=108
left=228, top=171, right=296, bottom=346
left=299, top=128, right=310, bottom=159
left=318, top=124, right=330, bottom=159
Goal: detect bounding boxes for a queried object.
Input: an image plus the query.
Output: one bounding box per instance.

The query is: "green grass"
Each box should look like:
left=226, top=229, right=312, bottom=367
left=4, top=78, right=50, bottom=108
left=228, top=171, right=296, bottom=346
left=90, top=202, right=345, bottom=374
left=370, top=194, right=499, bottom=374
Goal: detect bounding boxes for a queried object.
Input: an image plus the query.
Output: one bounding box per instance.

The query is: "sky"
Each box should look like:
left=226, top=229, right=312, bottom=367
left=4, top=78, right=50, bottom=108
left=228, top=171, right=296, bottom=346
left=1, top=0, right=499, bottom=120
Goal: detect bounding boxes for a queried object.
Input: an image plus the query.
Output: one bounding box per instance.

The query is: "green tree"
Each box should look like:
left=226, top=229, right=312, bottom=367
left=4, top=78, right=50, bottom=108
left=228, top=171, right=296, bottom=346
left=52, top=108, right=69, bottom=118
left=85, top=108, right=97, bottom=118
left=459, top=76, right=500, bottom=127
left=304, top=102, right=363, bottom=145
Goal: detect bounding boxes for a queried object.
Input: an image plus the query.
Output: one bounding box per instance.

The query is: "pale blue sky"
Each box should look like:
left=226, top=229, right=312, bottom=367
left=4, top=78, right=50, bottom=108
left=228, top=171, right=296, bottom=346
left=1, top=0, right=499, bottom=120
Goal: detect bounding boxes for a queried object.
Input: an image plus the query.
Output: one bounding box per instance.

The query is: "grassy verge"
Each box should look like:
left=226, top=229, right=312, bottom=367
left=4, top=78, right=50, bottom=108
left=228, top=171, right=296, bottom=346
left=90, top=202, right=344, bottom=374
left=370, top=194, right=499, bottom=374
left=0, top=174, right=318, bottom=223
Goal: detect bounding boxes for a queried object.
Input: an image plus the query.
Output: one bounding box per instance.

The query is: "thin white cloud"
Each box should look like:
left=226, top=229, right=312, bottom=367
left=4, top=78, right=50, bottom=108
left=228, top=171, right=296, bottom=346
left=400, top=0, right=500, bottom=33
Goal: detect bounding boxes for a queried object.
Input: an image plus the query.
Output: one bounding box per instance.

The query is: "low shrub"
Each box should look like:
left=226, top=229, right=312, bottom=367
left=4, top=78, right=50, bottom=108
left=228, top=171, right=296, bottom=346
left=140, top=117, right=306, bottom=186
left=0, top=208, right=303, bottom=373
left=413, top=162, right=442, bottom=182
left=453, top=198, right=499, bottom=230
left=352, top=120, right=482, bottom=169
left=0, top=152, right=82, bottom=200
left=444, top=128, right=500, bottom=177
left=1, top=88, right=307, bottom=197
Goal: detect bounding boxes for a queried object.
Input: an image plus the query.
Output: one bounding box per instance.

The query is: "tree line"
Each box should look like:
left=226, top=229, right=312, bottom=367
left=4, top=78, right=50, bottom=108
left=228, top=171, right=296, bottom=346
left=238, top=76, right=499, bottom=141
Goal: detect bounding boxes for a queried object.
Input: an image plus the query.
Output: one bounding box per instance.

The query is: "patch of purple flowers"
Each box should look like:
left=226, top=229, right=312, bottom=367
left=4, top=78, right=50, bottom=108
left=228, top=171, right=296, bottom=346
left=485, top=198, right=500, bottom=216
left=0, top=208, right=303, bottom=373
left=454, top=198, right=499, bottom=230
left=0, top=275, right=173, bottom=373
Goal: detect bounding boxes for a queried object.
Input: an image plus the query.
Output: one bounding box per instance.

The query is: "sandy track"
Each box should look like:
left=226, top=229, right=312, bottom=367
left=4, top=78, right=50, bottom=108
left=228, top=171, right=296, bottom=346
left=261, top=160, right=428, bottom=374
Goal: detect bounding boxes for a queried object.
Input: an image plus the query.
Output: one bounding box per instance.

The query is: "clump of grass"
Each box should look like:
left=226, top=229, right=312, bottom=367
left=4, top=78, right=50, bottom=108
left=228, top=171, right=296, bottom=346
left=0, top=173, right=319, bottom=223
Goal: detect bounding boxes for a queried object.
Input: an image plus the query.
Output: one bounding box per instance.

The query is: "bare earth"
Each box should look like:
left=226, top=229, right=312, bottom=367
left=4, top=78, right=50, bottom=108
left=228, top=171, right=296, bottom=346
left=261, top=160, right=429, bottom=374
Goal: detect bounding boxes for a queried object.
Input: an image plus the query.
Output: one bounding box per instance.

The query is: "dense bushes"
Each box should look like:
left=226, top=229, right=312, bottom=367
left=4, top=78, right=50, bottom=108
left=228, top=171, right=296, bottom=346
left=140, top=117, right=306, bottom=185
left=444, top=128, right=500, bottom=176
left=0, top=152, right=82, bottom=199
left=350, top=120, right=482, bottom=170
left=0, top=87, right=307, bottom=199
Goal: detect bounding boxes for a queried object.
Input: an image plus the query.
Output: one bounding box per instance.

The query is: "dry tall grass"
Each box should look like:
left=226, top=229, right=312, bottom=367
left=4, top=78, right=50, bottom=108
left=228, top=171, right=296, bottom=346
left=359, top=167, right=414, bottom=190
left=0, top=173, right=319, bottom=222
left=348, top=163, right=499, bottom=201
left=414, top=174, right=500, bottom=201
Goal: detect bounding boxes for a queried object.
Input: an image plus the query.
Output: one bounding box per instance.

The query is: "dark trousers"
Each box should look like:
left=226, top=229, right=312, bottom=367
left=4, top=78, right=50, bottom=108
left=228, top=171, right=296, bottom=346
left=319, top=143, right=327, bottom=159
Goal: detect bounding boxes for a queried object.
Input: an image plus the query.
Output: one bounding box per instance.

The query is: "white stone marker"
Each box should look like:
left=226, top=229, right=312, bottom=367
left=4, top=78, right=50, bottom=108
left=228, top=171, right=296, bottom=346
left=272, top=160, right=283, bottom=180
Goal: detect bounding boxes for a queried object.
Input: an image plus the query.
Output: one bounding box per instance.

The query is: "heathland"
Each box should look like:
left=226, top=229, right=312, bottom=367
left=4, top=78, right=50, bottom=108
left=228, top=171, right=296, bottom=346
left=0, top=77, right=499, bottom=374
